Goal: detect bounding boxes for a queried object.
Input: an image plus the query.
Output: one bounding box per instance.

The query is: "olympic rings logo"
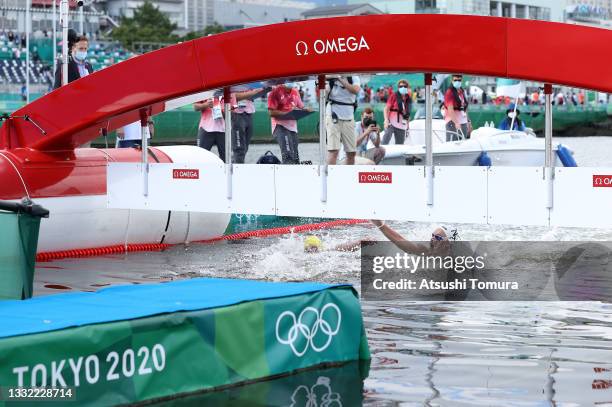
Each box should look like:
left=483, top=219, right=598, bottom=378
left=290, top=376, right=342, bottom=407
left=276, top=303, right=342, bottom=357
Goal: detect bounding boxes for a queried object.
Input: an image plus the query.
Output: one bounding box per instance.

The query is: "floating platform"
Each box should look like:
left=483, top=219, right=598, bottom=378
left=0, top=278, right=370, bottom=405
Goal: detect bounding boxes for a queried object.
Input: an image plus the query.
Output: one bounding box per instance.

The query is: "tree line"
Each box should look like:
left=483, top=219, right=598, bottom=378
left=110, top=1, right=225, bottom=50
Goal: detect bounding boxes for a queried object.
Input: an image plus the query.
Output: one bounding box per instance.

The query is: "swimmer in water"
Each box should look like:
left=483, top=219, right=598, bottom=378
left=370, top=220, right=458, bottom=256
left=304, top=235, right=322, bottom=253
left=304, top=222, right=458, bottom=255
left=303, top=234, right=373, bottom=253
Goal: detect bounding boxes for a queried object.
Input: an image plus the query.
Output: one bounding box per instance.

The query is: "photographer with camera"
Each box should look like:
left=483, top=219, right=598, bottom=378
left=53, top=29, right=93, bottom=89
left=326, top=75, right=361, bottom=165
left=383, top=79, right=412, bottom=145
left=355, top=107, right=385, bottom=164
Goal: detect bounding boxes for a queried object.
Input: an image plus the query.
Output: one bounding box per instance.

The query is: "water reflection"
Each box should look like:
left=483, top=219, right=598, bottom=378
left=363, top=301, right=612, bottom=406
left=153, top=361, right=369, bottom=406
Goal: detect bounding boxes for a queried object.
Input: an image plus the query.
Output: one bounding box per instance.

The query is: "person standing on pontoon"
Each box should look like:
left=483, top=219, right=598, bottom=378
left=193, top=91, right=226, bottom=162
left=231, top=88, right=264, bottom=163
left=383, top=79, right=412, bottom=145
left=268, top=83, right=307, bottom=164
left=326, top=75, right=361, bottom=165
left=443, top=74, right=471, bottom=141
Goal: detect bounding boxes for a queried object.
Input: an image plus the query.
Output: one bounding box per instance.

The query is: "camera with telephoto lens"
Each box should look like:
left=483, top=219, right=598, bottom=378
left=362, top=117, right=377, bottom=128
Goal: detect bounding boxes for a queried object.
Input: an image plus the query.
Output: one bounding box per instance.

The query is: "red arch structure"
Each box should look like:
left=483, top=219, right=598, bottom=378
left=1, top=14, right=611, bottom=152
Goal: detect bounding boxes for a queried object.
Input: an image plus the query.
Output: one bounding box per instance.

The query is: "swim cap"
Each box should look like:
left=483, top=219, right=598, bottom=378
left=304, top=235, right=322, bottom=252
left=438, top=225, right=459, bottom=241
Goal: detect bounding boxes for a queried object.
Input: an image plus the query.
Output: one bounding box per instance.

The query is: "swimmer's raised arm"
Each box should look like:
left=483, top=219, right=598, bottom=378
left=371, top=220, right=430, bottom=255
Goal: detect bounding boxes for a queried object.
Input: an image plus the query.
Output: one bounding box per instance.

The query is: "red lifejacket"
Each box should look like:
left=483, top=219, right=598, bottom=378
left=390, top=92, right=411, bottom=120
left=449, top=87, right=469, bottom=111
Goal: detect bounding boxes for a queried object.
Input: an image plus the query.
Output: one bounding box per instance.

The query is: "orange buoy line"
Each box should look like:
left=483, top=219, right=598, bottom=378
left=36, top=219, right=368, bottom=262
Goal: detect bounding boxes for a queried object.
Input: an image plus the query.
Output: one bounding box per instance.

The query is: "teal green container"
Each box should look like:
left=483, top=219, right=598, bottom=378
left=0, top=201, right=48, bottom=300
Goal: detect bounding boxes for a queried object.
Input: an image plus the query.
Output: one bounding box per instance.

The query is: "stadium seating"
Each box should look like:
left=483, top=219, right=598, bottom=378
left=87, top=42, right=133, bottom=71
left=0, top=59, right=52, bottom=85
left=0, top=30, right=133, bottom=84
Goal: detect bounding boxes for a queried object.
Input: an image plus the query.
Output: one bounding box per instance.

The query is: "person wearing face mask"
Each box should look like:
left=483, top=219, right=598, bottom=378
left=497, top=104, right=526, bottom=131
left=383, top=79, right=412, bottom=145
left=53, top=30, right=94, bottom=89
left=268, top=82, right=308, bottom=164
left=443, top=74, right=471, bottom=141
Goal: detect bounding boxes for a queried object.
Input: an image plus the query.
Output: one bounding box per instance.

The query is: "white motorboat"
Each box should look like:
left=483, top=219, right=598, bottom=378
left=369, top=118, right=577, bottom=167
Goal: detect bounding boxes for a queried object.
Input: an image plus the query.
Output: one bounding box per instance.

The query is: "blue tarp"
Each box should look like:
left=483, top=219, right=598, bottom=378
left=0, top=278, right=350, bottom=339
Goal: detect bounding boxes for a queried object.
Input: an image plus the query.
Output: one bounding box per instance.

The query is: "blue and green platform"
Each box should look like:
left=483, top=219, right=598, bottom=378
left=0, top=278, right=370, bottom=405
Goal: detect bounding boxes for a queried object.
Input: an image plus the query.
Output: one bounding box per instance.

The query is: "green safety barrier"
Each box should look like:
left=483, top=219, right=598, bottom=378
left=0, top=201, right=48, bottom=300
left=225, top=214, right=341, bottom=234
left=366, top=73, right=425, bottom=89
left=0, top=282, right=369, bottom=405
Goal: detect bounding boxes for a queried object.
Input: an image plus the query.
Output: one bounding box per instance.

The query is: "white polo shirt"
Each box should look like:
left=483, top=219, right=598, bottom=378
left=122, top=121, right=151, bottom=141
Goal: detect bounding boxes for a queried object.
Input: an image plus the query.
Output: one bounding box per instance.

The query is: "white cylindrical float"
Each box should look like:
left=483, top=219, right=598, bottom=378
left=29, top=146, right=231, bottom=252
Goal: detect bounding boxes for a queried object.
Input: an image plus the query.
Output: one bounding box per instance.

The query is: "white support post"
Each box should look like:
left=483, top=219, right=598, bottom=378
left=60, top=0, right=68, bottom=86
left=184, top=0, right=189, bottom=30
left=79, top=5, right=84, bottom=34
left=544, top=83, right=553, bottom=209
left=25, top=0, right=30, bottom=104
left=318, top=75, right=327, bottom=203
left=140, top=109, right=149, bottom=197
left=224, top=87, right=233, bottom=200
left=509, top=94, right=519, bottom=130
left=52, top=0, right=57, bottom=77
left=425, top=73, right=434, bottom=206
